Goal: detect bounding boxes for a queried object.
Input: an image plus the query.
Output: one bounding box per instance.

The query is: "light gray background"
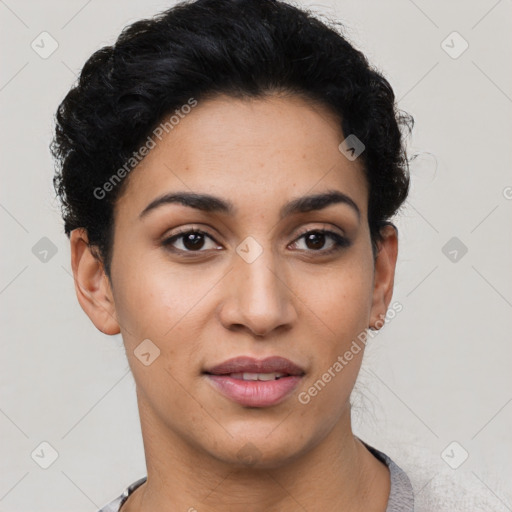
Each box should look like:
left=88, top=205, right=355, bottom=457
left=1, top=0, right=511, bottom=510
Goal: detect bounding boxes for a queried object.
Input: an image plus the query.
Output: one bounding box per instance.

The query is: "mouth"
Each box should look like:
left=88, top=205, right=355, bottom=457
left=203, top=356, right=305, bottom=408
left=221, top=372, right=289, bottom=381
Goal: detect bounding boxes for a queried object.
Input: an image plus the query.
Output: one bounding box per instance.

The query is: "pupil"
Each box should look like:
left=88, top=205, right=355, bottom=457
left=306, top=232, right=325, bottom=250
left=184, top=233, right=205, bottom=250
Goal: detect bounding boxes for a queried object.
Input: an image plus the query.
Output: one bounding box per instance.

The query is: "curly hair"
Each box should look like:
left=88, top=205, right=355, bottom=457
left=51, top=0, right=413, bottom=280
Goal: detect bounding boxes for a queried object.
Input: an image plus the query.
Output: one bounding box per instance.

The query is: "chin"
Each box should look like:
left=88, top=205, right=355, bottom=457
left=207, top=433, right=309, bottom=470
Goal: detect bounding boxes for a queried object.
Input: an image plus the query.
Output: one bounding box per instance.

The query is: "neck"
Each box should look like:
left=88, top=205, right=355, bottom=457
left=122, top=392, right=390, bottom=512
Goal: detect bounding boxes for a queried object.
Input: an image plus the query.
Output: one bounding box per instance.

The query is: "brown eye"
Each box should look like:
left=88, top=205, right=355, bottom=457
left=304, top=232, right=327, bottom=250
left=162, top=229, right=221, bottom=253
left=181, top=232, right=206, bottom=250
left=290, top=229, right=350, bottom=254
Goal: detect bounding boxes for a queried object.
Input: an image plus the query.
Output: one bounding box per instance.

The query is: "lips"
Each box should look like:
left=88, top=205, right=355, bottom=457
left=204, top=356, right=305, bottom=377
left=204, top=356, right=305, bottom=407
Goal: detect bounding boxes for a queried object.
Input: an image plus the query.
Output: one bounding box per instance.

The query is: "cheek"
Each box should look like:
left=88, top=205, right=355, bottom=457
left=296, top=276, right=369, bottom=426
left=111, top=255, right=222, bottom=385
left=295, top=254, right=373, bottom=407
left=298, top=257, right=374, bottom=341
left=112, top=253, right=204, bottom=336
left=111, top=258, right=212, bottom=406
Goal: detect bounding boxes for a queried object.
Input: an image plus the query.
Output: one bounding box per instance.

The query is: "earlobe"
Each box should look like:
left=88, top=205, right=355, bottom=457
left=369, top=224, right=398, bottom=330
left=69, top=228, right=120, bottom=335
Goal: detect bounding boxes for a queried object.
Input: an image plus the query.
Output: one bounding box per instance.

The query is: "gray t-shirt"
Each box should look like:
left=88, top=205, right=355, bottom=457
left=98, top=443, right=414, bottom=511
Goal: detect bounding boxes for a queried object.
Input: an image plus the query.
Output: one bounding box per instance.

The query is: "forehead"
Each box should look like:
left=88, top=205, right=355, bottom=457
left=114, top=93, right=368, bottom=221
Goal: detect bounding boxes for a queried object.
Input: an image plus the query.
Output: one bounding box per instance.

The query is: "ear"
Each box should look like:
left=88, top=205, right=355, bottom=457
left=369, top=224, right=398, bottom=330
left=69, top=228, right=120, bottom=335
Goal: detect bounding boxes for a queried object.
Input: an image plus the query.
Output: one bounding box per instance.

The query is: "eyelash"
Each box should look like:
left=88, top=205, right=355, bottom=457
left=161, top=227, right=351, bottom=257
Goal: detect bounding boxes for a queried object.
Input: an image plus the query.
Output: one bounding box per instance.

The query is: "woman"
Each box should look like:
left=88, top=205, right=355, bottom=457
left=51, top=0, right=414, bottom=510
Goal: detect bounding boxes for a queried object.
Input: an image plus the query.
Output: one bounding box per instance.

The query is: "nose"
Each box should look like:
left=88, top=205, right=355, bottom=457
left=217, top=246, right=298, bottom=337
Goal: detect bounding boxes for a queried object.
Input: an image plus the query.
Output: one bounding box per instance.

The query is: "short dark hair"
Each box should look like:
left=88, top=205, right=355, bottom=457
left=51, top=0, right=413, bottom=280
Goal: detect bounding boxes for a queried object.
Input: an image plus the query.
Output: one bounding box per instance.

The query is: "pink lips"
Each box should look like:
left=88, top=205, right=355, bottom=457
left=204, top=356, right=305, bottom=408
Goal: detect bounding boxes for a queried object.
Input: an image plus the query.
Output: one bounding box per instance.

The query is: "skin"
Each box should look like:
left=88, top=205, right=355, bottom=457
left=70, top=93, right=398, bottom=511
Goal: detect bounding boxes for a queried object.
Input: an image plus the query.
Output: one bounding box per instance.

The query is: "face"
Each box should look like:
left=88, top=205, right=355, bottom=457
left=71, top=93, right=397, bottom=469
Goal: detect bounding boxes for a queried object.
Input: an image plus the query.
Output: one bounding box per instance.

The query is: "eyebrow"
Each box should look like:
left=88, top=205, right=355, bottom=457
left=139, top=189, right=360, bottom=221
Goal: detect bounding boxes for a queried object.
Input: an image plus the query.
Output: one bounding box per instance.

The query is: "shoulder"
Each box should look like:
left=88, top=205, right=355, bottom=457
left=379, top=440, right=511, bottom=512
left=362, top=440, right=414, bottom=512
left=97, top=476, right=147, bottom=512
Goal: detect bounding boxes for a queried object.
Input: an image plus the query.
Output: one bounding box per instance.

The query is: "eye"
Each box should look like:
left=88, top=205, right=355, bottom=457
left=289, top=229, right=350, bottom=254
left=162, top=228, right=221, bottom=253
left=161, top=227, right=351, bottom=257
